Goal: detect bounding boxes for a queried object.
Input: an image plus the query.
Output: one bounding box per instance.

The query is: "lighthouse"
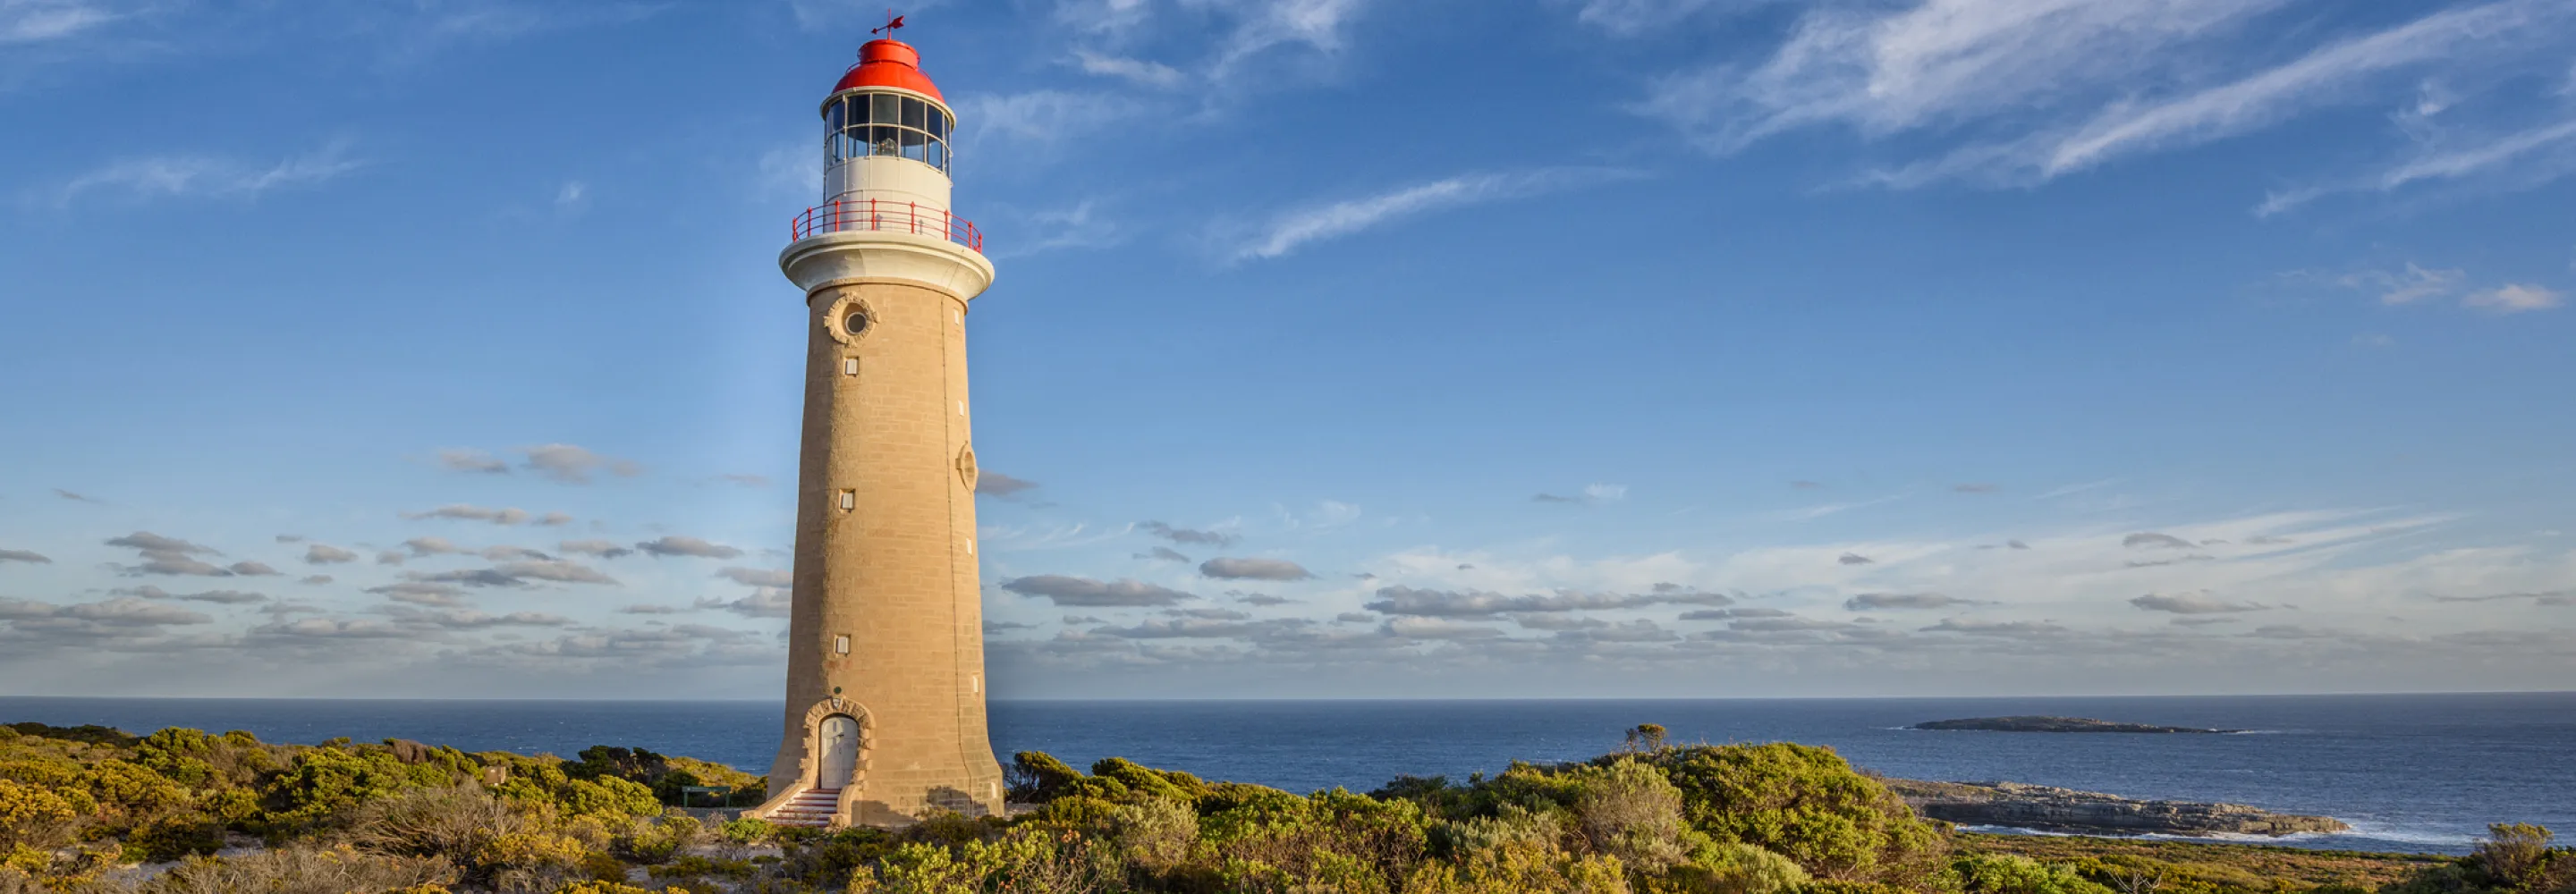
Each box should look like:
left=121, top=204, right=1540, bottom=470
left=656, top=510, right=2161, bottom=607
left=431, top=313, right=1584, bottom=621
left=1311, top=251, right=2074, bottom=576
left=752, top=30, right=1004, bottom=829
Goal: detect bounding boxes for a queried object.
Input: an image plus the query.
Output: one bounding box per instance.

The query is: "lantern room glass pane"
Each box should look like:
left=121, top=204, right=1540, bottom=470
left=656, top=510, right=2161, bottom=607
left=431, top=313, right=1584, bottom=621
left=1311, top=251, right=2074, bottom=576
left=871, top=94, right=899, bottom=126
left=929, top=139, right=946, bottom=171
left=902, top=127, right=928, bottom=163
left=826, top=100, right=843, bottom=134
left=928, top=111, right=948, bottom=140
left=902, top=97, right=927, bottom=130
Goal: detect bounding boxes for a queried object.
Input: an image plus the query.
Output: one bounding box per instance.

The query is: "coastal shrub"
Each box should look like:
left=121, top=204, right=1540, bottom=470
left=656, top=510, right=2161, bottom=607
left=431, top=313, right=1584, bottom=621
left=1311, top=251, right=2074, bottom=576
left=1570, top=759, right=1702, bottom=873
left=125, top=816, right=226, bottom=863
left=1951, top=854, right=2116, bottom=894
left=0, top=779, right=80, bottom=850
left=1405, top=839, right=1633, bottom=894
left=477, top=831, right=594, bottom=893
left=88, top=759, right=191, bottom=821
left=647, top=854, right=760, bottom=887
left=1093, top=757, right=1207, bottom=802
left=613, top=814, right=705, bottom=865
left=258, top=746, right=425, bottom=832
left=715, top=816, right=774, bottom=853
left=1432, top=804, right=1568, bottom=859
left=1797, top=881, right=1911, bottom=894
left=853, top=832, right=1102, bottom=894
left=1676, top=842, right=1810, bottom=894
left=343, top=784, right=523, bottom=868
left=144, top=845, right=455, bottom=894
left=558, top=777, right=664, bottom=821
left=1643, top=744, right=1948, bottom=887
left=777, top=825, right=900, bottom=886
left=1197, top=788, right=1428, bottom=892
left=549, top=881, right=657, bottom=894
left=4, top=723, right=133, bottom=747
left=1008, top=752, right=1088, bottom=804
left=1104, top=797, right=1199, bottom=870
left=2470, top=824, right=2553, bottom=890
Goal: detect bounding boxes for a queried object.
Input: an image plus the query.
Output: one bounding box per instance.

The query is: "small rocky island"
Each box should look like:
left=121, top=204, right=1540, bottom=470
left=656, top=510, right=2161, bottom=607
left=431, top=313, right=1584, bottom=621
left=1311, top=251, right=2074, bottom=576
left=1912, top=715, right=2243, bottom=734
left=1885, top=779, right=2348, bottom=837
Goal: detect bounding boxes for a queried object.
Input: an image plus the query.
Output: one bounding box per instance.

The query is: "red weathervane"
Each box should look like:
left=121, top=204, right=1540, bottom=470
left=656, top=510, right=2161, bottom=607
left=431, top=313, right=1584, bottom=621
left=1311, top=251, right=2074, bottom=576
left=870, top=10, right=905, bottom=38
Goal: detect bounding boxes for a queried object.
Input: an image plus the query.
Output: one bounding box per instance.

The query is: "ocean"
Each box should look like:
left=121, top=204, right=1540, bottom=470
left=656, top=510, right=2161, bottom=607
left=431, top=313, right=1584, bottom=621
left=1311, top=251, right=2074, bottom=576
left=5, top=693, right=2569, bottom=856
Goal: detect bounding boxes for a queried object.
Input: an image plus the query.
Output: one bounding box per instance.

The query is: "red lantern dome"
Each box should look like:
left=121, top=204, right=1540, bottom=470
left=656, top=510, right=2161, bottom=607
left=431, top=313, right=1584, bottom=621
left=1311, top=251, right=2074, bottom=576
left=831, top=39, right=943, bottom=102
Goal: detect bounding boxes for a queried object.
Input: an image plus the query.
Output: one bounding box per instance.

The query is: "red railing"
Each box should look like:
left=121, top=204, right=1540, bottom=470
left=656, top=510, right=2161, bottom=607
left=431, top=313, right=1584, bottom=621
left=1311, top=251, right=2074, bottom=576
left=790, top=198, right=983, bottom=253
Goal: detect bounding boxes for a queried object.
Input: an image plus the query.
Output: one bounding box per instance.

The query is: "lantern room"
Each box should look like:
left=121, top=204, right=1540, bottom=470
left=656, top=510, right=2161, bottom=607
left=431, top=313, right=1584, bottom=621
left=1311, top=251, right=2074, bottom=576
left=819, top=39, right=955, bottom=212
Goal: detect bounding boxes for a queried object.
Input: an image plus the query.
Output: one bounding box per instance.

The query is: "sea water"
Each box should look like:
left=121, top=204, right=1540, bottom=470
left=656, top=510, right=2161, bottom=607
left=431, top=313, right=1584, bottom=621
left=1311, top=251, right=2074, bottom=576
left=4, top=693, right=2568, bottom=855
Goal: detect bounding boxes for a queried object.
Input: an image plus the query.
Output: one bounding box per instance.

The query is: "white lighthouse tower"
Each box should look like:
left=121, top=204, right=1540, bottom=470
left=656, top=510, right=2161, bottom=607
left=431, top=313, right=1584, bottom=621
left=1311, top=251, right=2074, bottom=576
left=750, top=30, right=1004, bottom=829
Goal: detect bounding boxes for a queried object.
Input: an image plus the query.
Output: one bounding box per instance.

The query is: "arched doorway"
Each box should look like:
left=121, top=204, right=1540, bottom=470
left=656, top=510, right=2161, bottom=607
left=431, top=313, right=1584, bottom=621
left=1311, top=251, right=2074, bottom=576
left=818, top=714, right=860, bottom=789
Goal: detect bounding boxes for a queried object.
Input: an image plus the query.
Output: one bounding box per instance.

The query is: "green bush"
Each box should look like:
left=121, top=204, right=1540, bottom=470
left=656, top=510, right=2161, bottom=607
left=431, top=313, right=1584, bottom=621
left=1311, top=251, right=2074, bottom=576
left=1674, top=842, right=1810, bottom=894
left=1950, top=854, right=2115, bottom=894
left=1643, top=744, right=1948, bottom=888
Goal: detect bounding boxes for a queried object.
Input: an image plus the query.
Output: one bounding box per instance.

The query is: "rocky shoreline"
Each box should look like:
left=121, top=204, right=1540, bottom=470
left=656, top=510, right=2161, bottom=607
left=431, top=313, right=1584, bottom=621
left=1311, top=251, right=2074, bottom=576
left=1886, top=779, right=2349, bottom=837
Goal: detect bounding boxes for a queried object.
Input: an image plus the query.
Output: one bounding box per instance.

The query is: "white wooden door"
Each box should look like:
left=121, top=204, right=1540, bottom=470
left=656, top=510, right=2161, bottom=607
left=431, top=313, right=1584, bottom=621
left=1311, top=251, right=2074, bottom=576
left=818, top=715, right=859, bottom=789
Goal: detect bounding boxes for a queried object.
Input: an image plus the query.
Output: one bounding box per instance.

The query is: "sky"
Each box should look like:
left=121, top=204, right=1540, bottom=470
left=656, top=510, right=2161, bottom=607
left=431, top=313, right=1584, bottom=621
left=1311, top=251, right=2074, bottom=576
left=2, top=0, right=2573, bottom=701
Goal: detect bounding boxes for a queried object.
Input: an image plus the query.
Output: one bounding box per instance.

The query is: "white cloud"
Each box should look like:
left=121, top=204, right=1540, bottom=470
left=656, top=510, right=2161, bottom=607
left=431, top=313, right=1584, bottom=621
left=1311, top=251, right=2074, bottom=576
left=2, top=1, right=114, bottom=44
left=2463, top=283, right=2564, bottom=313
left=1233, top=168, right=1634, bottom=261
left=995, top=199, right=1124, bottom=257
left=1212, top=0, right=1367, bottom=78
left=2348, top=264, right=2468, bottom=306
left=2035, top=2, right=2549, bottom=179
left=2260, top=116, right=2576, bottom=215
left=1645, top=0, right=2571, bottom=190
left=1570, top=0, right=1741, bottom=37
left=1072, top=48, right=1184, bottom=89
left=55, top=139, right=363, bottom=206
left=953, top=90, right=1146, bottom=145
left=518, top=443, right=640, bottom=484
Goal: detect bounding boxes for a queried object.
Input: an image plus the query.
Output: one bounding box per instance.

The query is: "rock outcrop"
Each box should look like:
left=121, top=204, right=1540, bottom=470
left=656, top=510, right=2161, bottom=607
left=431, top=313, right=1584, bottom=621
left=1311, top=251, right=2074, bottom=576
left=1911, top=716, right=2241, bottom=734
left=1885, top=779, right=2349, bottom=837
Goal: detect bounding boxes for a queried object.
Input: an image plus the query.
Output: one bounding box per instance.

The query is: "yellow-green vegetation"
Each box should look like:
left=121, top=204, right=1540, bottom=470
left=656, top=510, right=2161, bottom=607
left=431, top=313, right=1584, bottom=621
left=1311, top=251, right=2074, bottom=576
left=0, top=719, right=2568, bottom=894
left=1955, top=832, right=2451, bottom=891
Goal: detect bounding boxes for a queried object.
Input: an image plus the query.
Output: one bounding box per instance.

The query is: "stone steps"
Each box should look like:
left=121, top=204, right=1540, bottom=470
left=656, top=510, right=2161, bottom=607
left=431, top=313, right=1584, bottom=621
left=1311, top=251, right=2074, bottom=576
left=766, top=787, right=843, bottom=828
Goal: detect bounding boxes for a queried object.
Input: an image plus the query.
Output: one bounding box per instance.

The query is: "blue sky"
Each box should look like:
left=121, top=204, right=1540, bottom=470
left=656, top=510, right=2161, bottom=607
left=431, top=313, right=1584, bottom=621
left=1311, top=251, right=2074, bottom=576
left=2, top=0, right=2572, bottom=700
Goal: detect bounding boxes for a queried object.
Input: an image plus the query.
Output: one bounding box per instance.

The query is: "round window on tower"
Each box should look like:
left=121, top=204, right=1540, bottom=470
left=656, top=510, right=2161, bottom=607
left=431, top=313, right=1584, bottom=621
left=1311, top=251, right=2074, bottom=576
left=826, top=297, right=875, bottom=345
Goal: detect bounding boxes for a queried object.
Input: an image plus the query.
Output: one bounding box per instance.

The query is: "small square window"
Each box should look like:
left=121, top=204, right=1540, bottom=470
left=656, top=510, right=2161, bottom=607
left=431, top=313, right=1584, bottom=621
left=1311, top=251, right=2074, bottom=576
left=834, top=635, right=850, bottom=655
left=839, top=490, right=856, bottom=511
left=843, top=358, right=859, bottom=376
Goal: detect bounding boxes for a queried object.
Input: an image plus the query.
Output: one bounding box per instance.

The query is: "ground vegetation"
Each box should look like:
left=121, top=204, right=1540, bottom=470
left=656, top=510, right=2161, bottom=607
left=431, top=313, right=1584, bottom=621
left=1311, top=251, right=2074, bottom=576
left=0, top=721, right=2559, bottom=894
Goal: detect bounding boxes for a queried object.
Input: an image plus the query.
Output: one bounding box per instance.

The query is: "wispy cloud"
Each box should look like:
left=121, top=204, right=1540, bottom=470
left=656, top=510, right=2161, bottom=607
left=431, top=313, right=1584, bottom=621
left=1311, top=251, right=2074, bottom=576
left=2304, top=263, right=2561, bottom=315
left=52, top=139, right=364, bottom=207
left=953, top=90, right=1146, bottom=146
left=1072, top=48, right=1184, bottom=89
left=2260, top=116, right=2576, bottom=215
left=3, top=1, right=114, bottom=44
left=1233, top=168, right=1634, bottom=261
left=1534, top=484, right=1629, bottom=506
left=1570, top=0, right=1746, bottom=38
left=2463, top=283, right=2564, bottom=313
left=1211, top=0, right=1368, bottom=79
left=2033, top=2, right=2549, bottom=180
left=1644, top=0, right=2572, bottom=192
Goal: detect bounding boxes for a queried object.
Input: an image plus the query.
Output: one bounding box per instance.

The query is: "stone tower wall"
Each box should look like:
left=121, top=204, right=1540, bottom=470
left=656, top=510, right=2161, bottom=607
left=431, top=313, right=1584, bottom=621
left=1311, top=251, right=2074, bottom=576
left=769, top=276, right=1002, bottom=824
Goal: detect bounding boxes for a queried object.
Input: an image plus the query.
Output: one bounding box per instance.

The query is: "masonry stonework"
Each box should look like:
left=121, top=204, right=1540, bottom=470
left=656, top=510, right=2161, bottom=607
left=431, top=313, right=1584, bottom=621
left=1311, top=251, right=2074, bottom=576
left=757, top=38, right=1003, bottom=829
